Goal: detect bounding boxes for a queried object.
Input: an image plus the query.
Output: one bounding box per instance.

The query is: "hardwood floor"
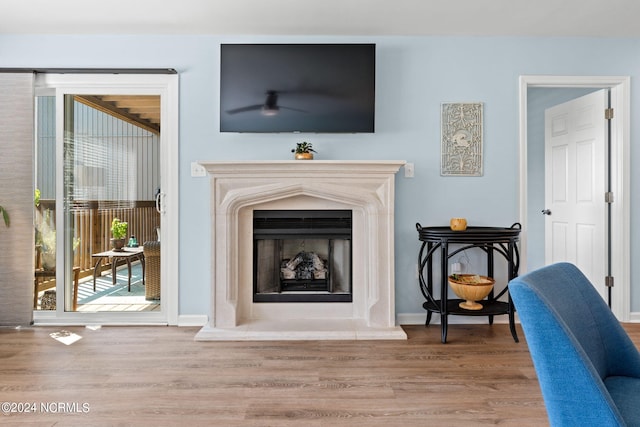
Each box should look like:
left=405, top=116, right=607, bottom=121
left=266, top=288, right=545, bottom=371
left=1, top=323, right=638, bottom=426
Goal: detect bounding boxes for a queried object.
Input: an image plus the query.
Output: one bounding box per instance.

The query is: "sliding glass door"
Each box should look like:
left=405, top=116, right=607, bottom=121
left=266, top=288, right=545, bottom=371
left=63, top=93, right=161, bottom=313
left=33, top=73, right=178, bottom=324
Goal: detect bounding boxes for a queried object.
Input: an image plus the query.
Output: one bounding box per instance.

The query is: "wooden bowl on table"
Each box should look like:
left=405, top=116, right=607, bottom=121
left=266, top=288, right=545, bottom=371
left=448, top=274, right=495, bottom=310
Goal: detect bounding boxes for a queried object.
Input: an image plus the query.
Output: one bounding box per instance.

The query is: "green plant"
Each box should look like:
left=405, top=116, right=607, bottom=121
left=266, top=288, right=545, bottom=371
left=111, top=218, right=128, bottom=240
left=35, top=208, right=55, bottom=270
left=0, top=205, right=8, bottom=227
left=291, top=141, right=316, bottom=154
left=32, top=190, right=79, bottom=269
left=35, top=208, right=79, bottom=262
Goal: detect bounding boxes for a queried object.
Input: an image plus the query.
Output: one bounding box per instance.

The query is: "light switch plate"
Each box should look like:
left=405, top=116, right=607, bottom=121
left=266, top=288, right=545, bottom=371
left=404, top=163, right=414, bottom=178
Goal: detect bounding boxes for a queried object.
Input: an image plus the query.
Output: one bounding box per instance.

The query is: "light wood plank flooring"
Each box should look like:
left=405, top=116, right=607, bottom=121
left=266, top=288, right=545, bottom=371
left=1, top=323, right=638, bottom=426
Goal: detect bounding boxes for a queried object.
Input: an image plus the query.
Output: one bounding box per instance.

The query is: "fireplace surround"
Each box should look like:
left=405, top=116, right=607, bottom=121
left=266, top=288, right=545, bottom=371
left=195, top=160, right=407, bottom=340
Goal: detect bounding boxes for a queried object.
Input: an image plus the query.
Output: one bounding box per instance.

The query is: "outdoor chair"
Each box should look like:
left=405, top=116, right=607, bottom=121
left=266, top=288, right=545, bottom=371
left=509, top=262, right=640, bottom=426
left=143, top=240, right=160, bottom=300
left=34, top=245, right=80, bottom=310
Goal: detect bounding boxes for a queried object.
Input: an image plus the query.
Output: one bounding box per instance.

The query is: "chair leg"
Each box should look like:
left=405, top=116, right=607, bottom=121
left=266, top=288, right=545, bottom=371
left=33, top=279, right=38, bottom=309
left=72, top=267, right=80, bottom=311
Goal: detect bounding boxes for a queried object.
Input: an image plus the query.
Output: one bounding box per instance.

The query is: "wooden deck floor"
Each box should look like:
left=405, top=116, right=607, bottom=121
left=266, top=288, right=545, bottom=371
left=1, top=323, right=638, bottom=426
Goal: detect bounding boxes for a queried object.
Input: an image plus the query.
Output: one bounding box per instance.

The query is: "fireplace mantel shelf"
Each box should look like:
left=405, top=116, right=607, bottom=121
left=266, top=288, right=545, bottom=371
left=198, top=160, right=407, bottom=175
left=195, top=160, right=407, bottom=341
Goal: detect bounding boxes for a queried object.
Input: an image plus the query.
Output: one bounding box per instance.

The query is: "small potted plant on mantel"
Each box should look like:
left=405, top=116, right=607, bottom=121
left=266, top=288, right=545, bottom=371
left=110, top=218, right=128, bottom=252
left=292, top=141, right=316, bottom=160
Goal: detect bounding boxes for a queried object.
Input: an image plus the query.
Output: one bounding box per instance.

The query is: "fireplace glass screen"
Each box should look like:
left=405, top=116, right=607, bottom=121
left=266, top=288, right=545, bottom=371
left=253, top=210, right=352, bottom=302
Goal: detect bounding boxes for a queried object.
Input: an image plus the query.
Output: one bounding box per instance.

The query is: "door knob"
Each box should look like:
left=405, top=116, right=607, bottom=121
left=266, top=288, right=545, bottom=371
left=541, top=209, right=552, bottom=215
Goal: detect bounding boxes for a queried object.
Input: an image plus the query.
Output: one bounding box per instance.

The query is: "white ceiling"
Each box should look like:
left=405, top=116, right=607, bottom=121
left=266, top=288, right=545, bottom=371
left=1, top=0, right=639, bottom=37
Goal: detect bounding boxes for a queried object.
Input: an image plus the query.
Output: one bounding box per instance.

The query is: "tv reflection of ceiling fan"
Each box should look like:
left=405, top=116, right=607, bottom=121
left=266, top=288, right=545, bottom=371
left=225, top=90, right=308, bottom=116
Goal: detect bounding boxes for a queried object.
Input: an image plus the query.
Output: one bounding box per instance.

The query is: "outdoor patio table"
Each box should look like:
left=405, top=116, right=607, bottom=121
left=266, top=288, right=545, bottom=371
left=91, top=247, right=145, bottom=292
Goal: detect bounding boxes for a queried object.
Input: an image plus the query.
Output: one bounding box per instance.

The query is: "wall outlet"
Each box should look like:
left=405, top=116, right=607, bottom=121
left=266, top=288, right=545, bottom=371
left=191, top=162, right=206, bottom=177
left=404, top=162, right=414, bottom=178
left=450, top=262, right=463, bottom=273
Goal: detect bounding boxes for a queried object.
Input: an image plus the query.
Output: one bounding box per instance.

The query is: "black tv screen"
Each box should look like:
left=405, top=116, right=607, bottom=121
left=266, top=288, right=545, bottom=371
left=220, top=44, right=375, bottom=133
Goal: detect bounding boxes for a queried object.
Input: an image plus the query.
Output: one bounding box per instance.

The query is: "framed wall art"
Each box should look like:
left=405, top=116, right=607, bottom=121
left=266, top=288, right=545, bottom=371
left=440, top=102, right=484, bottom=176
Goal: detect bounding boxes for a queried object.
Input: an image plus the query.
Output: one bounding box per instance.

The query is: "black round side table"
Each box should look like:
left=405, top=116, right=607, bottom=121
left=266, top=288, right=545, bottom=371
left=416, top=223, right=521, bottom=343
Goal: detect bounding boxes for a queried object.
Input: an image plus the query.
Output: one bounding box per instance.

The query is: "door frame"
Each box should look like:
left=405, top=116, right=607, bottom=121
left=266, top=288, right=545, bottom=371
left=33, top=73, right=179, bottom=325
left=518, top=75, right=630, bottom=321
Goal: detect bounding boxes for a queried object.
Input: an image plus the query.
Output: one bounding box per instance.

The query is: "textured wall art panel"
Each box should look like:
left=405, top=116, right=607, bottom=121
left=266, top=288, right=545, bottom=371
left=440, top=102, right=483, bottom=176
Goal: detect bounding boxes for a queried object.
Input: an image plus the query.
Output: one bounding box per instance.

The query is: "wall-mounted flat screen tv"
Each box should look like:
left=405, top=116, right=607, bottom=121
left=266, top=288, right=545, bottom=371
left=220, top=44, right=375, bottom=133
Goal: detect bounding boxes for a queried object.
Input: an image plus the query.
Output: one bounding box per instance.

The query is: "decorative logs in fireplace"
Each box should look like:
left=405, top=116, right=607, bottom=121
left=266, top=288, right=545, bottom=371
left=281, top=251, right=327, bottom=280
left=253, top=210, right=352, bottom=303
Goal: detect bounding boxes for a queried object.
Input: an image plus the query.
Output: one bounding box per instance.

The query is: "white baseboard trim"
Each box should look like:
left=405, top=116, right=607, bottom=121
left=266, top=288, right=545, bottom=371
left=177, top=314, right=208, bottom=327
left=628, top=312, right=640, bottom=322
left=179, top=313, right=511, bottom=328
left=397, top=313, right=429, bottom=325
left=175, top=311, right=639, bottom=328
left=397, top=312, right=514, bottom=325
left=399, top=311, right=640, bottom=325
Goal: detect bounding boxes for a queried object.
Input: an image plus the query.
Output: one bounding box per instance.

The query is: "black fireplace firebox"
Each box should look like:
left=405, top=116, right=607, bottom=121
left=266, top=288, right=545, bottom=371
left=253, top=210, right=352, bottom=303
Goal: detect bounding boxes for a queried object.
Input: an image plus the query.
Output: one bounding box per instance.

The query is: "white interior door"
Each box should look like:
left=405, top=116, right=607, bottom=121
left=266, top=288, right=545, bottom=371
left=544, top=89, right=608, bottom=301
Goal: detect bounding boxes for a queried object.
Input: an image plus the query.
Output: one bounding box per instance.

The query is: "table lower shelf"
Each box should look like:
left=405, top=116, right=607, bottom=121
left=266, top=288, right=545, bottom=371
left=423, top=299, right=511, bottom=316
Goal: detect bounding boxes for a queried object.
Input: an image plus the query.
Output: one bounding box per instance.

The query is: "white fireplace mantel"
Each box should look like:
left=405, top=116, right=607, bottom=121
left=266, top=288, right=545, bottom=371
left=195, top=160, right=407, bottom=340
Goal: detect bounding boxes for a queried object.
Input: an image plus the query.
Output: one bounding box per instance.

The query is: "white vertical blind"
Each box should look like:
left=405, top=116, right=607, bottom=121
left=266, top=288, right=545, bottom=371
left=0, top=73, right=35, bottom=325
left=36, top=98, right=160, bottom=205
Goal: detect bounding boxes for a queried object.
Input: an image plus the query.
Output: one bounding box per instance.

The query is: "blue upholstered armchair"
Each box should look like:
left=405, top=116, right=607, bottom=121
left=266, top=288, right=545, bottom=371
left=509, top=263, right=640, bottom=427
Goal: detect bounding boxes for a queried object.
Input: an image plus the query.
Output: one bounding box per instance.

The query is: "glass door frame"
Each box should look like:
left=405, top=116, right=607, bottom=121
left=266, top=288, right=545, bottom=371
left=33, top=73, right=179, bottom=325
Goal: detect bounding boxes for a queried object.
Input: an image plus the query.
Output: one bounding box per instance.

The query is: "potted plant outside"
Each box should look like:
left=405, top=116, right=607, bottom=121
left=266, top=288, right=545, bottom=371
left=111, top=218, right=128, bottom=252
left=0, top=204, right=8, bottom=228
left=33, top=189, right=80, bottom=271
left=292, top=141, right=316, bottom=160
left=37, top=211, right=56, bottom=270
left=34, top=191, right=57, bottom=270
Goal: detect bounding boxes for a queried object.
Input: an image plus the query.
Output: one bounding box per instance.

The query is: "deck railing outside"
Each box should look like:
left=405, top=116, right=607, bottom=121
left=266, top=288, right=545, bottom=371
left=36, top=200, right=160, bottom=273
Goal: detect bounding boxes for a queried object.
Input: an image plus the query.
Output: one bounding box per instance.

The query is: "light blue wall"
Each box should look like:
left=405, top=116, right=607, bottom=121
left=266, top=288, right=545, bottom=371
left=1, top=35, right=639, bottom=316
